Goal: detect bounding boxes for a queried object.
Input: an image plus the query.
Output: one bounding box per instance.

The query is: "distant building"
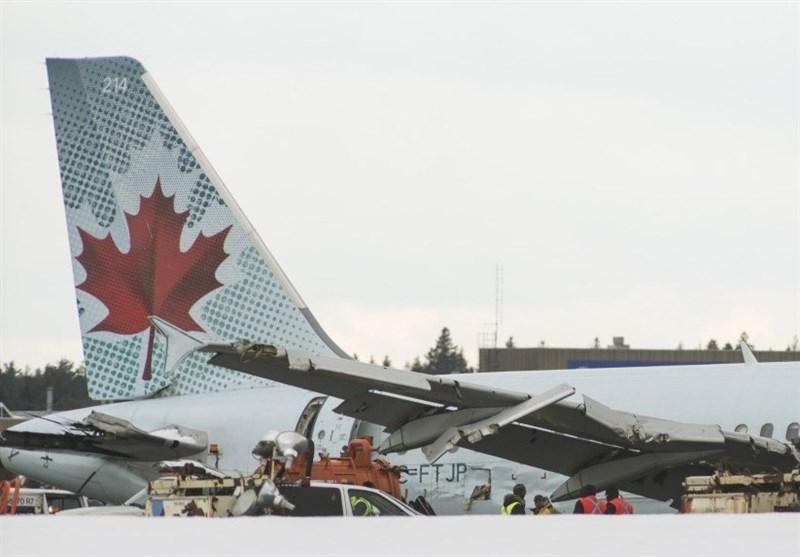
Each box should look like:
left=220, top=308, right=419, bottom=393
left=479, top=337, right=800, bottom=372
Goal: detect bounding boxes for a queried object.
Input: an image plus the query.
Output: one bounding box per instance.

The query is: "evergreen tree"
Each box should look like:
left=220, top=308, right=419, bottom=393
left=381, top=355, right=392, bottom=368
left=505, top=336, right=515, bottom=349
left=0, top=359, right=91, bottom=411
left=706, top=339, right=719, bottom=350
left=736, top=331, right=753, bottom=349
left=413, top=327, right=472, bottom=375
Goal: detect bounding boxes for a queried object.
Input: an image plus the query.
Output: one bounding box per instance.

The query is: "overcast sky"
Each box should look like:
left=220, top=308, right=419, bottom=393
left=1, top=2, right=798, bottom=369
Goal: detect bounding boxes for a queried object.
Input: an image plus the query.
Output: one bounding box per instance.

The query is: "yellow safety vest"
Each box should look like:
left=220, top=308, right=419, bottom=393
left=350, top=495, right=375, bottom=516
left=501, top=500, right=521, bottom=515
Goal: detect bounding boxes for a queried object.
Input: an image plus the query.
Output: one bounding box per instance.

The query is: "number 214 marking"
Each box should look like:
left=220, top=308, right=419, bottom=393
left=102, top=77, right=127, bottom=93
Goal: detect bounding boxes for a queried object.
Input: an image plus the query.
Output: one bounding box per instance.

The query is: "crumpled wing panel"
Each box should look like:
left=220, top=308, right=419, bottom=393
left=1, top=412, right=207, bottom=461
left=521, top=397, right=726, bottom=453
left=467, top=423, right=632, bottom=478
left=199, top=340, right=798, bottom=504
left=332, top=392, right=435, bottom=431
left=204, top=343, right=528, bottom=408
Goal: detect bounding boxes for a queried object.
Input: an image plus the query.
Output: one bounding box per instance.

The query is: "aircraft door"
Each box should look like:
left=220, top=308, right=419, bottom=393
left=295, top=396, right=327, bottom=438
left=463, top=464, right=494, bottom=513
left=307, top=397, right=357, bottom=456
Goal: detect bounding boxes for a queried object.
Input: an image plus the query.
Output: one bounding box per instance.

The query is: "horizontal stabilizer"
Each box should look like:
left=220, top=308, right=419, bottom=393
left=1, top=411, right=207, bottom=461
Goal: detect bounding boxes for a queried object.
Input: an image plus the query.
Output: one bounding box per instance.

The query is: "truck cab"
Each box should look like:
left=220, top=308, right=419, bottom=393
left=276, top=481, right=419, bottom=517
left=13, top=488, right=90, bottom=514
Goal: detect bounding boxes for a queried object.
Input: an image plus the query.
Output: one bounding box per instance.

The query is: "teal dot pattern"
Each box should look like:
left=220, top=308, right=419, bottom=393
left=201, top=247, right=331, bottom=354
left=83, top=335, right=145, bottom=399
left=47, top=57, right=339, bottom=400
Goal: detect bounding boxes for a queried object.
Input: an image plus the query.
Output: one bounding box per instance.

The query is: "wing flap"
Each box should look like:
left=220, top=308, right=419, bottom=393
left=467, top=423, right=633, bottom=478
left=421, top=384, right=576, bottom=463
left=332, top=392, right=434, bottom=431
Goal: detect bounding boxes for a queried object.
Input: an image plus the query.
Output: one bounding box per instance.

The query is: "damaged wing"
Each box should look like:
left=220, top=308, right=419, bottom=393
left=0, top=411, right=208, bottom=461
left=159, top=325, right=797, bottom=503
left=201, top=341, right=532, bottom=409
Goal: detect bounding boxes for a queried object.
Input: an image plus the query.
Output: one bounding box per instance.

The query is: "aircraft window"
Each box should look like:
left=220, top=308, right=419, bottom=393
left=759, top=423, right=774, bottom=438
left=786, top=423, right=800, bottom=443
left=275, top=486, right=343, bottom=517
left=735, top=424, right=748, bottom=434
left=347, top=489, right=408, bottom=516
left=317, top=429, right=326, bottom=441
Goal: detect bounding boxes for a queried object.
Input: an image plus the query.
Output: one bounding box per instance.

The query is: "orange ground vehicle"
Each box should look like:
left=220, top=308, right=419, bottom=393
left=280, top=437, right=402, bottom=500
left=0, top=478, right=21, bottom=515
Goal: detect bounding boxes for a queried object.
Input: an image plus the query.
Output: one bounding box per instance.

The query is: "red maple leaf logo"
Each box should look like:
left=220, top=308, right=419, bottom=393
left=76, top=177, right=231, bottom=380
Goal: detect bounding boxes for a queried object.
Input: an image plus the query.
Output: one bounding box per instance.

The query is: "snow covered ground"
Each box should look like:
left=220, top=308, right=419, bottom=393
left=1, top=514, right=798, bottom=556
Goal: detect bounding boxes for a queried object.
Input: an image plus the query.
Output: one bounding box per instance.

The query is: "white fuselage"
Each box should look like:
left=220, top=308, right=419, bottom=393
left=2, top=361, right=798, bottom=513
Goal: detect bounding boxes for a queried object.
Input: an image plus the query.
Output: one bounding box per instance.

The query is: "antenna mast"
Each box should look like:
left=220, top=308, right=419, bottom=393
left=494, top=264, right=503, bottom=348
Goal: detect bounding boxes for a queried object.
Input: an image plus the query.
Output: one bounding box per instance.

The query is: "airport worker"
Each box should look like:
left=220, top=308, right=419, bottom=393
left=604, top=486, right=634, bottom=514
left=350, top=494, right=377, bottom=516
left=500, top=493, right=526, bottom=515
left=533, top=495, right=560, bottom=515
left=512, top=483, right=527, bottom=505
left=350, top=482, right=378, bottom=516
left=573, top=484, right=603, bottom=514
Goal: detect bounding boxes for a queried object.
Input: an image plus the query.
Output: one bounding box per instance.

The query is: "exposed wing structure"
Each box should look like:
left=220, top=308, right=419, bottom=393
left=0, top=411, right=207, bottom=461
left=198, top=339, right=798, bottom=504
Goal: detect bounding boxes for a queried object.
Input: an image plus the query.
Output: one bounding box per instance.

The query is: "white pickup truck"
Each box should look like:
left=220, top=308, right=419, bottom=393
left=268, top=482, right=419, bottom=517
left=146, top=479, right=419, bottom=517
left=13, top=488, right=91, bottom=514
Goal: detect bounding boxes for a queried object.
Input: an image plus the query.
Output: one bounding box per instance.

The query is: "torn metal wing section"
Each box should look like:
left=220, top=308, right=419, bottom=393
left=519, top=395, right=728, bottom=453
left=0, top=411, right=208, bottom=461
left=201, top=341, right=529, bottom=408
left=196, top=339, right=798, bottom=504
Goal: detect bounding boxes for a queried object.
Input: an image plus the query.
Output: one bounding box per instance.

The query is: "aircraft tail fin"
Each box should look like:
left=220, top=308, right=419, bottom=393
left=46, top=57, right=346, bottom=400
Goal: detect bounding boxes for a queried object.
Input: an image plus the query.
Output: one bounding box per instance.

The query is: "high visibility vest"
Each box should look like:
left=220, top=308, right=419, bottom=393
left=534, top=504, right=559, bottom=515
left=623, top=497, right=634, bottom=514
left=578, top=495, right=602, bottom=514
left=501, top=500, right=521, bottom=515
left=608, top=498, right=625, bottom=514
left=350, top=495, right=375, bottom=516
left=607, top=497, right=634, bottom=514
